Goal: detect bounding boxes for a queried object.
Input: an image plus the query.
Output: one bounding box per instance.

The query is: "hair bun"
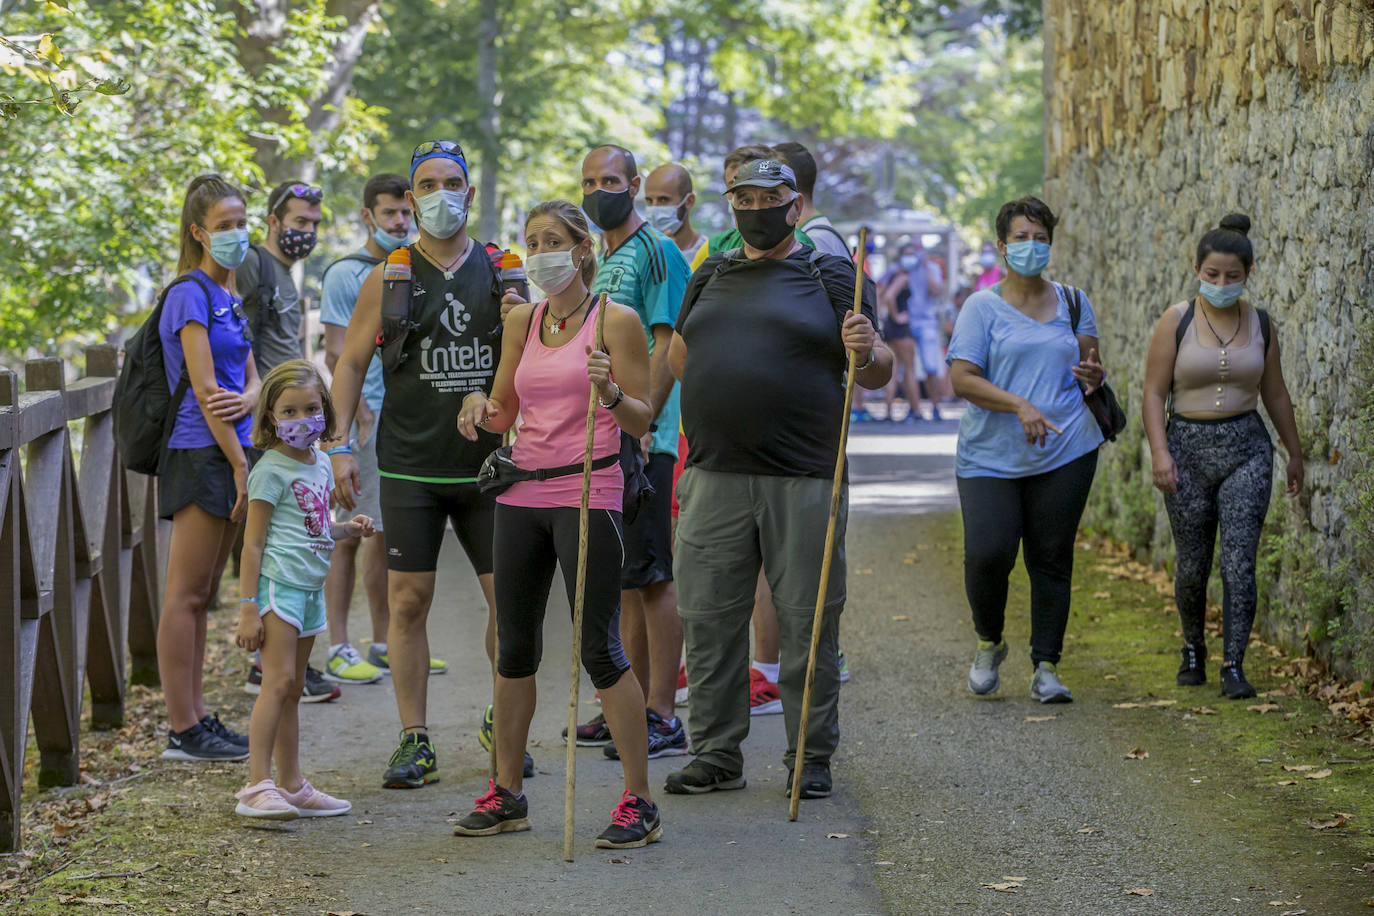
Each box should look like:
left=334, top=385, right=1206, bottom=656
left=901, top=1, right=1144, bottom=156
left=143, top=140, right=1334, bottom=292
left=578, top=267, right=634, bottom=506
left=1219, top=213, right=1251, bottom=236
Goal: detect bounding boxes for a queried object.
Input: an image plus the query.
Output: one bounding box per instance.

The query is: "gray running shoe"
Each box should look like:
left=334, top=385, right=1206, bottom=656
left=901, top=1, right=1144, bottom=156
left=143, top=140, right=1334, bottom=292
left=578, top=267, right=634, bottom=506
left=968, top=640, right=1008, bottom=695
left=1030, top=662, right=1074, bottom=703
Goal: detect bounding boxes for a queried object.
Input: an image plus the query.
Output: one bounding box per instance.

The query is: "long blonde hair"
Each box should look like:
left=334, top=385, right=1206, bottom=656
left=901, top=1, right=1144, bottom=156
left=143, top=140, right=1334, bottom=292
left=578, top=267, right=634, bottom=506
left=524, top=200, right=597, bottom=288
left=176, top=174, right=246, bottom=276
left=251, top=359, right=337, bottom=450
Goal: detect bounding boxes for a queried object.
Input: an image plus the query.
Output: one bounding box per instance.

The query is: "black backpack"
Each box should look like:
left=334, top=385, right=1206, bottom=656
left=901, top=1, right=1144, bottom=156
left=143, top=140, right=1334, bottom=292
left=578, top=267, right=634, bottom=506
left=1174, top=299, right=1270, bottom=353
left=240, top=244, right=278, bottom=343
left=114, top=273, right=213, bottom=474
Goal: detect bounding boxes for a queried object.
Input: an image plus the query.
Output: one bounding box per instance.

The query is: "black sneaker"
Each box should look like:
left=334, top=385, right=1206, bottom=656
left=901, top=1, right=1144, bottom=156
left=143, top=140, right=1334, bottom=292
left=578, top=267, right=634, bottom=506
left=162, top=722, right=249, bottom=761
left=1220, top=663, right=1257, bottom=699
left=244, top=663, right=263, bottom=696
left=594, top=792, right=663, bottom=849
left=452, top=780, right=530, bottom=836
left=301, top=665, right=340, bottom=703
left=562, top=712, right=612, bottom=746
left=604, top=709, right=689, bottom=760
left=664, top=758, right=746, bottom=795
left=784, top=761, right=832, bottom=799
left=382, top=731, right=439, bottom=788
left=1177, top=643, right=1207, bottom=686
left=481, top=706, right=536, bottom=777
left=201, top=713, right=249, bottom=748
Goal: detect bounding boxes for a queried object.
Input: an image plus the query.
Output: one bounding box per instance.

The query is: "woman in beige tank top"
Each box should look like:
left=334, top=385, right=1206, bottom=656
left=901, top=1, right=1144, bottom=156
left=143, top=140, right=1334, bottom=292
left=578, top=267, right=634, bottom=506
left=1140, top=214, right=1304, bottom=700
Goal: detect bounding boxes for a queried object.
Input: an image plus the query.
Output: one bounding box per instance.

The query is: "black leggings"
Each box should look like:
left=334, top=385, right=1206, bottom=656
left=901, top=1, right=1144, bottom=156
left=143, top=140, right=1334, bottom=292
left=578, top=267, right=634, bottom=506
left=493, top=504, right=630, bottom=690
left=956, top=449, right=1099, bottom=667
left=1162, top=412, right=1273, bottom=666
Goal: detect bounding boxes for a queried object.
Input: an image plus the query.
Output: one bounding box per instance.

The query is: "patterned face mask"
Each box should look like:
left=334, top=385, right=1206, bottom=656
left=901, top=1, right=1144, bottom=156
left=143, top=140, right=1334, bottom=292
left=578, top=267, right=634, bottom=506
left=275, top=414, right=326, bottom=449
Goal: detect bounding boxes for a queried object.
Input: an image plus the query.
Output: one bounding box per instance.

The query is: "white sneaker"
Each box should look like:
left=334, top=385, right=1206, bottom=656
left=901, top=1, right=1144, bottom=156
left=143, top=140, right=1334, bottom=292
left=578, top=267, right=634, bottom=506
left=1030, top=662, right=1074, bottom=704
left=968, top=640, right=1009, bottom=695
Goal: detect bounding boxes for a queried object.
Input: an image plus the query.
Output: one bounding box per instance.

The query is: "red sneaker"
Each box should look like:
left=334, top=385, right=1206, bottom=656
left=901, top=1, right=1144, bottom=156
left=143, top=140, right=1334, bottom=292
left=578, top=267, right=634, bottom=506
left=749, top=668, right=782, bottom=716
left=675, top=662, right=689, bottom=706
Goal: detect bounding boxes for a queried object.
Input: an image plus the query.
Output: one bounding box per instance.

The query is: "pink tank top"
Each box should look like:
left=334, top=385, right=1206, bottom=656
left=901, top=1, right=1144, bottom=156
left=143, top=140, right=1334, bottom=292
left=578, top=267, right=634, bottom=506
left=498, top=299, right=624, bottom=511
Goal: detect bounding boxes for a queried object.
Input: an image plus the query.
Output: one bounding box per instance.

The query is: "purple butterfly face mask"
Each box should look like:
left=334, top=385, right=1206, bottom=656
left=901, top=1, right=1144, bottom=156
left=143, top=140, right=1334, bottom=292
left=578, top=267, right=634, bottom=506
left=276, top=414, right=326, bottom=450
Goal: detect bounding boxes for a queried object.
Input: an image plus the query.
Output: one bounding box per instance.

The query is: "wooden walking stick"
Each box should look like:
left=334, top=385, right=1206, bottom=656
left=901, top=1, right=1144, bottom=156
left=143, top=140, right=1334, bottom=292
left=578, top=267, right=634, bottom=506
left=789, top=228, right=868, bottom=821
left=565, top=293, right=610, bottom=862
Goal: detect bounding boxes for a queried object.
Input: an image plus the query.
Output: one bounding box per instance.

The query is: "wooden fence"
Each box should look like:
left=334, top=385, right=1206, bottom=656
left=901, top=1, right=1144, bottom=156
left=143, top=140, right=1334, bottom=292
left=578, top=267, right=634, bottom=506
left=0, top=346, right=164, bottom=852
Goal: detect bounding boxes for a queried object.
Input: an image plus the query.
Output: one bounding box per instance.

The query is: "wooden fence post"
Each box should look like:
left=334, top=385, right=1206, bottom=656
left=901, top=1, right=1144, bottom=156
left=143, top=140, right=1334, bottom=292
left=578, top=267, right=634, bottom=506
left=125, top=471, right=160, bottom=687
left=0, top=369, right=34, bottom=852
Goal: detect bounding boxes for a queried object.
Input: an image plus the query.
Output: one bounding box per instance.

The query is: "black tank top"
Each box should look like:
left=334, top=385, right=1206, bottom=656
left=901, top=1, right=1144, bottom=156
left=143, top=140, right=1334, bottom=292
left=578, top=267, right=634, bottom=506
left=377, top=243, right=503, bottom=480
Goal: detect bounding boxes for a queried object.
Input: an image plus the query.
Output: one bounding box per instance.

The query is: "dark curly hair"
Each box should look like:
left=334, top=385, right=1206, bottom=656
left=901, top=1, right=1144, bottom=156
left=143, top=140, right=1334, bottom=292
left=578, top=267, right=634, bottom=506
left=995, top=196, right=1059, bottom=244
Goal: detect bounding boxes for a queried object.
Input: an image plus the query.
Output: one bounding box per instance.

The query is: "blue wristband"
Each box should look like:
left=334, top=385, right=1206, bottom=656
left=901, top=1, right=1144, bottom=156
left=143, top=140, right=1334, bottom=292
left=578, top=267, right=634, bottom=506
left=240, top=597, right=259, bottom=604
left=326, top=445, right=352, bottom=456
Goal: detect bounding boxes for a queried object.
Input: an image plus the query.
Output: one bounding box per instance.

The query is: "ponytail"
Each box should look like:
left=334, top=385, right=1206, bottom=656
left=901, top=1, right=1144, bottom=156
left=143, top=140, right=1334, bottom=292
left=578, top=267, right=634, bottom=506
left=177, top=174, right=246, bottom=276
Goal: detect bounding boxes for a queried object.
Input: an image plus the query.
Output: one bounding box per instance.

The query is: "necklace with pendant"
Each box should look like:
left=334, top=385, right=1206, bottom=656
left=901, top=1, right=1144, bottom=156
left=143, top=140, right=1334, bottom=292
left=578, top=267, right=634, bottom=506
left=418, top=238, right=470, bottom=280
left=1198, top=297, right=1242, bottom=348
left=547, top=293, right=590, bottom=335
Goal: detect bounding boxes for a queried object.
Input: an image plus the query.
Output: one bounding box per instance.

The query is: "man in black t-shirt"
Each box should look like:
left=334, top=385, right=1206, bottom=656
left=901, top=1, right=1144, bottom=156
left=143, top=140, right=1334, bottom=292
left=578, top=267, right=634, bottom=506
left=326, top=140, right=515, bottom=790
left=664, top=160, right=892, bottom=800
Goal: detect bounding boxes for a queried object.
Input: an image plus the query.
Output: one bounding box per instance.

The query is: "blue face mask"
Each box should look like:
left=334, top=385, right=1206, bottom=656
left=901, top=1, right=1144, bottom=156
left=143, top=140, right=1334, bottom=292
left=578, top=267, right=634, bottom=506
left=206, top=227, right=250, bottom=269
left=1004, top=240, right=1051, bottom=277
left=372, top=225, right=407, bottom=254
left=1199, top=279, right=1245, bottom=308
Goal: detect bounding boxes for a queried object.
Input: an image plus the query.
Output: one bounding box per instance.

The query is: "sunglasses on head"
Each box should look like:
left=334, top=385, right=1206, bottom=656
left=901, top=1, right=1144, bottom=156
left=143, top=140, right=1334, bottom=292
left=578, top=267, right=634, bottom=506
left=411, top=140, right=466, bottom=162
left=268, top=182, right=323, bottom=213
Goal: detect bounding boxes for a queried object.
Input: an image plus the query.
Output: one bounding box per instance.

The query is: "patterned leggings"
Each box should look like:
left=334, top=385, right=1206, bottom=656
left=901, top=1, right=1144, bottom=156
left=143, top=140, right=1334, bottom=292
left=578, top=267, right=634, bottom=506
left=1163, top=411, right=1273, bottom=665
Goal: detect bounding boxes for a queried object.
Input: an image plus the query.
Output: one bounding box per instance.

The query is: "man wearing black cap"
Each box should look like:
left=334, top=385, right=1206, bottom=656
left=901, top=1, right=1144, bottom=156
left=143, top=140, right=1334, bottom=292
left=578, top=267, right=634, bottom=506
left=664, top=159, right=891, bottom=799
left=326, top=140, right=514, bottom=790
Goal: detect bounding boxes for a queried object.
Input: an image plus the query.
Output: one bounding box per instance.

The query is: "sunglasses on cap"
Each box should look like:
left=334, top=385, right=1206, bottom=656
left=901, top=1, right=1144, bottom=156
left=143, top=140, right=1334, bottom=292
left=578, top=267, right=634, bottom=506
left=412, top=140, right=466, bottom=162
left=267, top=182, right=323, bottom=214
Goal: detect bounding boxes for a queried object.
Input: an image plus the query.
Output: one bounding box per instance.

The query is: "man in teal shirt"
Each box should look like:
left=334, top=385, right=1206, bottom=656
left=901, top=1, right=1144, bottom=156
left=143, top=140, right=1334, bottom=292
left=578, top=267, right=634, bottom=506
left=572, top=144, right=692, bottom=760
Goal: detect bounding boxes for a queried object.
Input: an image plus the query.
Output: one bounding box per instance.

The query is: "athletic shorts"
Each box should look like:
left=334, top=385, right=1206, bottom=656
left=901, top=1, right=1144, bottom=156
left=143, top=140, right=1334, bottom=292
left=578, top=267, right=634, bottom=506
left=379, top=475, right=495, bottom=575
left=914, top=323, right=944, bottom=376
left=333, top=423, right=384, bottom=532
left=622, top=452, right=674, bottom=590
left=258, top=576, right=326, bottom=638
left=159, top=444, right=260, bottom=521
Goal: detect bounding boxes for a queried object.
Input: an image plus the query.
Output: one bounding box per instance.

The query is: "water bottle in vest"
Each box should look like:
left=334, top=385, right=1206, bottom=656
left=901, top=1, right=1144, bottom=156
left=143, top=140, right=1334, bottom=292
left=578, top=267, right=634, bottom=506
left=499, top=249, right=529, bottom=302
left=380, top=246, right=412, bottom=343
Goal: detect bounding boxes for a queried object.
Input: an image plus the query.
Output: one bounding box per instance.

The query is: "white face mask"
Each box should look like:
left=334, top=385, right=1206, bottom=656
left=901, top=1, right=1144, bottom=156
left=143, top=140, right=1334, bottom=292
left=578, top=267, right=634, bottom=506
left=646, top=204, right=684, bottom=236
left=527, top=250, right=580, bottom=295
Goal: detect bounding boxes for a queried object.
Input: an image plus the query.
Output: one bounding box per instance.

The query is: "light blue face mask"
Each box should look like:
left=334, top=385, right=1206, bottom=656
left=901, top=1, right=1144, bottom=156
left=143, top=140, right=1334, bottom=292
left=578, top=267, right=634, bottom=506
left=1004, top=240, right=1051, bottom=277
left=417, top=189, right=469, bottom=240
left=372, top=226, right=408, bottom=254
left=206, top=227, right=250, bottom=269
left=1199, top=279, right=1245, bottom=308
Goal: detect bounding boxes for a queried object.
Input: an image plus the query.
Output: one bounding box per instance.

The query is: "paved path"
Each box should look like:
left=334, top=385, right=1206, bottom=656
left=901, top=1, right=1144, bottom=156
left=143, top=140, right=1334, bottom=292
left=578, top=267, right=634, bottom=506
left=264, top=419, right=1368, bottom=914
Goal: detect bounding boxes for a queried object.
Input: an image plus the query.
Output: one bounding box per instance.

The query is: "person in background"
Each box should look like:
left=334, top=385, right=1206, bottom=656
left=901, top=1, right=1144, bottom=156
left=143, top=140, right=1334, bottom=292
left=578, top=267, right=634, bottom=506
left=879, top=243, right=925, bottom=423
left=318, top=173, right=421, bottom=686
left=644, top=163, right=706, bottom=264
left=774, top=141, right=850, bottom=258
left=1141, top=213, right=1303, bottom=699
left=239, top=179, right=337, bottom=702
left=453, top=200, right=661, bottom=849
left=881, top=238, right=949, bottom=419
left=234, top=360, right=371, bottom=820
left=946, top=197, right=1105, bottom=705
left=974, top=241, right=1003, bottom=291
left=158, top=174, right=260, bottom=761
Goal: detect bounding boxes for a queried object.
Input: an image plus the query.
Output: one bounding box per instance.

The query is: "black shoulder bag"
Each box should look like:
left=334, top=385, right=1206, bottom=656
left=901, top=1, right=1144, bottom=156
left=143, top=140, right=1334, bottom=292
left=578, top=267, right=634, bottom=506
left=1061, top=284, right=1128, bottom=441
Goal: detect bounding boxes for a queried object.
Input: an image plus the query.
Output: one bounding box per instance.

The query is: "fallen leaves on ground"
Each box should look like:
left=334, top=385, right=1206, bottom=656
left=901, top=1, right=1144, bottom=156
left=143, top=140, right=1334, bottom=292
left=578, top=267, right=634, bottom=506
left=1091, top=590, right=1112, bottom=599
left=1190, top=706, right=1218, bottom=714
left=1123, top=888, right=1155, bottom=896
left=1113, top=700, right=1177, bottom=709
left=1124, top=747, right=1150, bottom=759
left=982, top=880, right=1023, bottom=893
left=1282, top=764, right=1316, bottom=772
left=1277, top=780, right=1298, bottom=786
left=1306, top=814, right=1350, bottom=830
left=1248, top=703, right=1282, bottom=714
left=1076, top=826, right=1100, bottom=834
left=54, top=893, right=128, bottom=906
left=890, top=615, right=910, bottom=622
left=1304, top=769, right=1333, bottom=780
left=1024, top=715, right=1057, bottom=722
left=826, top=832, right=851, bottom=839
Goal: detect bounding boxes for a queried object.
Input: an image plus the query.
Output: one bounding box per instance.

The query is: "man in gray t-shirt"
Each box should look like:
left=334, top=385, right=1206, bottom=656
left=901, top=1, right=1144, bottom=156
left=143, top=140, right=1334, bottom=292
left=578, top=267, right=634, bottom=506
left=240, top=180, right=324, bottom=377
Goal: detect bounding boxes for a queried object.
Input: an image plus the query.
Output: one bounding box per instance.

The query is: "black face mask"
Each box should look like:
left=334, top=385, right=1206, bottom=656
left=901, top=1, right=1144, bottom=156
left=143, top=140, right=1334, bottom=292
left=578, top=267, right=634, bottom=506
left=582, top=189, right=635, bottom=232
left=733, top=200, right=795, bottom=250
left=278, top=227, right=317, bottom=261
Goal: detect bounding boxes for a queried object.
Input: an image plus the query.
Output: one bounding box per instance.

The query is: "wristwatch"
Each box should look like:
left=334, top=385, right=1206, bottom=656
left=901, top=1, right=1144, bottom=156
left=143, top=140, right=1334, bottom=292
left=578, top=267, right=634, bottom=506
left=858, top=348, right=876, bottom=370
left=598, top=383, right=624, bottom=410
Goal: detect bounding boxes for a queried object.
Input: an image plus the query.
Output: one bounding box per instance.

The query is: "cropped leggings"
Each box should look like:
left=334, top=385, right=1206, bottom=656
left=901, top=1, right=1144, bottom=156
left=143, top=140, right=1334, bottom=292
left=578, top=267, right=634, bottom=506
left=493, top=504, right=630, bottom=690
left=1163, top=411, right=1273, bottom=666
left=956, top=449, right=1099, bottom=667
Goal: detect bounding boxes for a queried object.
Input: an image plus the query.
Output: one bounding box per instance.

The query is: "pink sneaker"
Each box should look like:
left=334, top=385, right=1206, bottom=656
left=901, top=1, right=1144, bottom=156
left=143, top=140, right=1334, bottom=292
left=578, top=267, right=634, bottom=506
left=279, top=780, right=351, bottom=817
left=234, top=779, right=299, bottom=820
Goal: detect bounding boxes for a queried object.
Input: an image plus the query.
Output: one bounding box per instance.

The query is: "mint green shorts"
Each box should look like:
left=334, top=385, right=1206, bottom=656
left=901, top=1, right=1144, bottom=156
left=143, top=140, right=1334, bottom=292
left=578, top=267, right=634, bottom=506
left=258, top=576, right=326, bottom=638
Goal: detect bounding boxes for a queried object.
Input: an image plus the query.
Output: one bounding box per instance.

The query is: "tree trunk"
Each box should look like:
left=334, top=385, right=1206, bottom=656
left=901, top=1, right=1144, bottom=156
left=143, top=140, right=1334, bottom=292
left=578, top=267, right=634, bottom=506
left=476, top=0, right=500, bottom=242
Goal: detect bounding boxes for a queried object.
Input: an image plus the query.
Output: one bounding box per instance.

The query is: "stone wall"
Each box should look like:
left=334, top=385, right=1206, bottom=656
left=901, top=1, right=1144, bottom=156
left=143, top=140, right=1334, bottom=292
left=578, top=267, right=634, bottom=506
left=1042, top=0, right=1374, bottom=674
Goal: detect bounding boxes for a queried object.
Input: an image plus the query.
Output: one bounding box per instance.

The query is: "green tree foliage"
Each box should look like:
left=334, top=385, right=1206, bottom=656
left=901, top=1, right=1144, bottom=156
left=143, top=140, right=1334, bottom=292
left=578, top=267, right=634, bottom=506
left=0, top=0, right=380, bottom=352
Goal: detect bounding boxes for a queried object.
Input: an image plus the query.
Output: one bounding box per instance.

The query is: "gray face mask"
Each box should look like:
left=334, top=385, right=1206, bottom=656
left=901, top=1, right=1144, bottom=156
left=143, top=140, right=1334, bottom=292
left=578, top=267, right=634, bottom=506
left=417, top=189, right=468, bottom=239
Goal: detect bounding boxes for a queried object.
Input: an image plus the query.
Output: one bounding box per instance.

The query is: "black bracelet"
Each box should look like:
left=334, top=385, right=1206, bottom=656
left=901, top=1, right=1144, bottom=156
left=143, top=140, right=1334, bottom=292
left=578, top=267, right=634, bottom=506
left=598, top=383, right=624, bottom=410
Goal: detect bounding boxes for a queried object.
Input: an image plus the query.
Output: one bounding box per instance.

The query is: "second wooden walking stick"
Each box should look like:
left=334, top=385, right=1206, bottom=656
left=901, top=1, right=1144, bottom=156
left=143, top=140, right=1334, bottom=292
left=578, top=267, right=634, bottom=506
left=789, top=228, right=868, bottom=821
left=565, top=293, right=610, bottom=862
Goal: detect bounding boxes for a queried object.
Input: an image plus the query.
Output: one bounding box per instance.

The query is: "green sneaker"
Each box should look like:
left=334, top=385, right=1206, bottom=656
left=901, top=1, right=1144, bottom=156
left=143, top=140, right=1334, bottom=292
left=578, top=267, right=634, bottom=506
left=382, top=731, right=439, bottom=789
left=838, top=650, right=851, bottom=684
left=325, top=643, right=383, bottom=684
left=968, top=640, right=1009, bottom=695
left=367, top=645, right=448, bottom=675
left=479, top=704, right=494, bottom=752
left=1030, top=662, right=1074, bottom=704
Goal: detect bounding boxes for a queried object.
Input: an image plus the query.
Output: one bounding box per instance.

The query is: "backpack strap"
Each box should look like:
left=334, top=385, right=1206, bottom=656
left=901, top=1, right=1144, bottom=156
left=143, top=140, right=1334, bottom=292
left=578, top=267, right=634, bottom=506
left=1174, top=299, right=1197, bottom=349
left=321, top=252, right=382, bottom=289
left=1057, top=283, right=1083, bottom=333
left=243, top=244, right=277, bottom=342
left=1257, top=307, right=1272, bottom=355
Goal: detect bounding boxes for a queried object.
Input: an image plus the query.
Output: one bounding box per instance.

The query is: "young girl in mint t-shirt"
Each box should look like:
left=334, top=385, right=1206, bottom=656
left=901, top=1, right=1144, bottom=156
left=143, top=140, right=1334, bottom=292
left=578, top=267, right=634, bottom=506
left=233, top=360, right=375, bottom=819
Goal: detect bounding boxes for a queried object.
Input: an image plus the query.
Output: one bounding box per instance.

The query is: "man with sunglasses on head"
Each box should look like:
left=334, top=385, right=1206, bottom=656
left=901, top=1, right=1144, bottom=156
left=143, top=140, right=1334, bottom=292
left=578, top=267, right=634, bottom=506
left=325, top=141, right=524, bottom=790
left=238, top=179, right=338, bottom=702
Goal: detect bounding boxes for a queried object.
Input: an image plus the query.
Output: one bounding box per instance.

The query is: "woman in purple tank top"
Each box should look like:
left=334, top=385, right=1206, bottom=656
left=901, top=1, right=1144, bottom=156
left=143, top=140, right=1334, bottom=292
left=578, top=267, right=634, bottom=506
left=454, top=201, right=662, bottom=849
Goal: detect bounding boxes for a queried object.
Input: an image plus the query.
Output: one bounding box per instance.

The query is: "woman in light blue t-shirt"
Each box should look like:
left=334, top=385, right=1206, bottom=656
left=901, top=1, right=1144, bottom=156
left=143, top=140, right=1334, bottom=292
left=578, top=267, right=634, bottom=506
left=946, top=197, right=1106, bottom=705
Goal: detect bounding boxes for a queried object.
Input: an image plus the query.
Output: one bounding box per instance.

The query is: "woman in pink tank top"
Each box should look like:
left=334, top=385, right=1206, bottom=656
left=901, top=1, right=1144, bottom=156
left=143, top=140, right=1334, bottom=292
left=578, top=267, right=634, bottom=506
left=454, top=201, right=662, bottom=849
